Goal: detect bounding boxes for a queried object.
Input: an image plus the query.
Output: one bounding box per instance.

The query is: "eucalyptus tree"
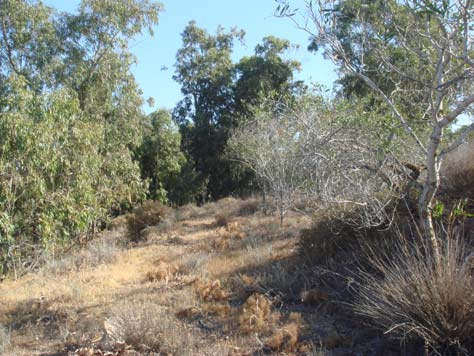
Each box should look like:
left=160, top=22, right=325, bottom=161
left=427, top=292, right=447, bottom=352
left=0, top=0, right=161, bottom=274
left=135, top=109, right=186, bottom=203
left=173, top=22, right=303, bottom=200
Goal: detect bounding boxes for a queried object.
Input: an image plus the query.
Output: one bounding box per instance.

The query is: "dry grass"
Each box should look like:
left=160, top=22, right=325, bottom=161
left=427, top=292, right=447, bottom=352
left=322, top=332, right=352, bottom=349
left=354, top=230, right=474, bottom=354
left=0, top=196, right=371, bottom=355
left=300, top=289, right=330, bottom=305
left=41, top=230, right=125, bottom=275
left=176, top=203, right=202, bottom=221
left=237, top=198, right=260, bottom=216
left=238, top=293, right=274, bottom=334
left=0, top=324, right=10, bottom=353
left=441, top=137, right=474, bottom=197
left=214, top=211, right=231, bottom=227
left=105, top=301, right=194, bottom=354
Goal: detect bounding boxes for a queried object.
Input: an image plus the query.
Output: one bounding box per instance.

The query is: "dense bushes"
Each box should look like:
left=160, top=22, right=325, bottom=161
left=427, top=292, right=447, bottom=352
left=0, top=86, right=146, bottom=274
left=0, top=0, right=161, bottom=275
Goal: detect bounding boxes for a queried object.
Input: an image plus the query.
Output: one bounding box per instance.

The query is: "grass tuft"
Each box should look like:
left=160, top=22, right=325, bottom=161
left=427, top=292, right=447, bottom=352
left=105, top=301, right=193, bottom=354
left=354, top=229, right=474, bottom=354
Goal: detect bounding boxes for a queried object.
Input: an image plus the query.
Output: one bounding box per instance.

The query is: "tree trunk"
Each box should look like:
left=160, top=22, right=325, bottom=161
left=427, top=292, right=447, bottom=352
left=418, top=124, right=443, bottom=268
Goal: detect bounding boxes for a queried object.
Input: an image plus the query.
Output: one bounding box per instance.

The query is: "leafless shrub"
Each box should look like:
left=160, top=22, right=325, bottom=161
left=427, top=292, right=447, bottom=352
left=354, top=230, right=474, bottom=354
left=105, top=301, right=194, bottom=354
left=176, top=203, right=202, bottom=221
left=299, top=209, right=388, bottom=265
left=229, top=96, right=418, bottom=228
left=216, top=197, right=240, bottom=210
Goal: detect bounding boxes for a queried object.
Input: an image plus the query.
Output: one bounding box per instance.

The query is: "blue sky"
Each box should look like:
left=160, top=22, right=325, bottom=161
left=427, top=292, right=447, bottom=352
left=43, top=0, right=337, bottom=114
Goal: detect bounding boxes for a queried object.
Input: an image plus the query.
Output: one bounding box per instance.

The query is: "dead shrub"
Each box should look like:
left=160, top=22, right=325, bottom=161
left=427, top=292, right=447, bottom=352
left=126, top=201, right=170, bottom=242
left=239, top=293, right=273, bottom=334
left=145, top=261, right=181, bottom=283
left=231, top=274, right=267, bottom=300
left=266, top=314, right=301, bottom=352
left=212, top=237, right=230, bottom=250
left=237, top=198, right=260, bottom=216
left=214, top=212, right=231, bottom=227
left=226, top=221, right=246, bottom=239
left=197, top=279, right=230, bottom=302
left=105, top=301, right=193, bottom=354
left=354, top=230, right=474, bottom=354
left=203, top=302, right=232, bottom=317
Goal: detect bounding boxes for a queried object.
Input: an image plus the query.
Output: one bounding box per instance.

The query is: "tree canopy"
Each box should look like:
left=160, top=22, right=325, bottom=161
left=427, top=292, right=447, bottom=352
left=0, top=0, right=162, bottom=273
left=173, top=21, right=303, bottom=201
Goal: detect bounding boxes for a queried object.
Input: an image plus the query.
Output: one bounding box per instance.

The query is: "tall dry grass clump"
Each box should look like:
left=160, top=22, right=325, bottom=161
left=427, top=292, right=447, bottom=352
left=105, top=301, right=193, bottom=354
left=354, top=229, right=474, bottom=354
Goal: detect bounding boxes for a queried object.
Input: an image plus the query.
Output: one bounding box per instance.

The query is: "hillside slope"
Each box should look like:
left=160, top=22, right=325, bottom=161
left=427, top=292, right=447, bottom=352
left=0, top=198, right=395, bottom=356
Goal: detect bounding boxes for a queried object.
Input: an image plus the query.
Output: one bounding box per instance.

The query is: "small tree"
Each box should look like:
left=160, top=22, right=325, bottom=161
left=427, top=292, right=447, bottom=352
left=229, top=102, right=310, bottom=225
left=278, top=0, right=474, bottom=263
left=229, top=94, right=416, bottom=226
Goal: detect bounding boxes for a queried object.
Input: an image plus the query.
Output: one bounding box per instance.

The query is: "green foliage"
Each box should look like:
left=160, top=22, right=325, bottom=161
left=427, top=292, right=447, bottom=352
left=135, top=109, right=186, bottom=203
left=173, top=22, right=302, bottom=201
left=0, top=0, right=161, bottom=274
left=307, top=0, right=432, bottom=124
left=234, top=36, right=303, bottom=118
